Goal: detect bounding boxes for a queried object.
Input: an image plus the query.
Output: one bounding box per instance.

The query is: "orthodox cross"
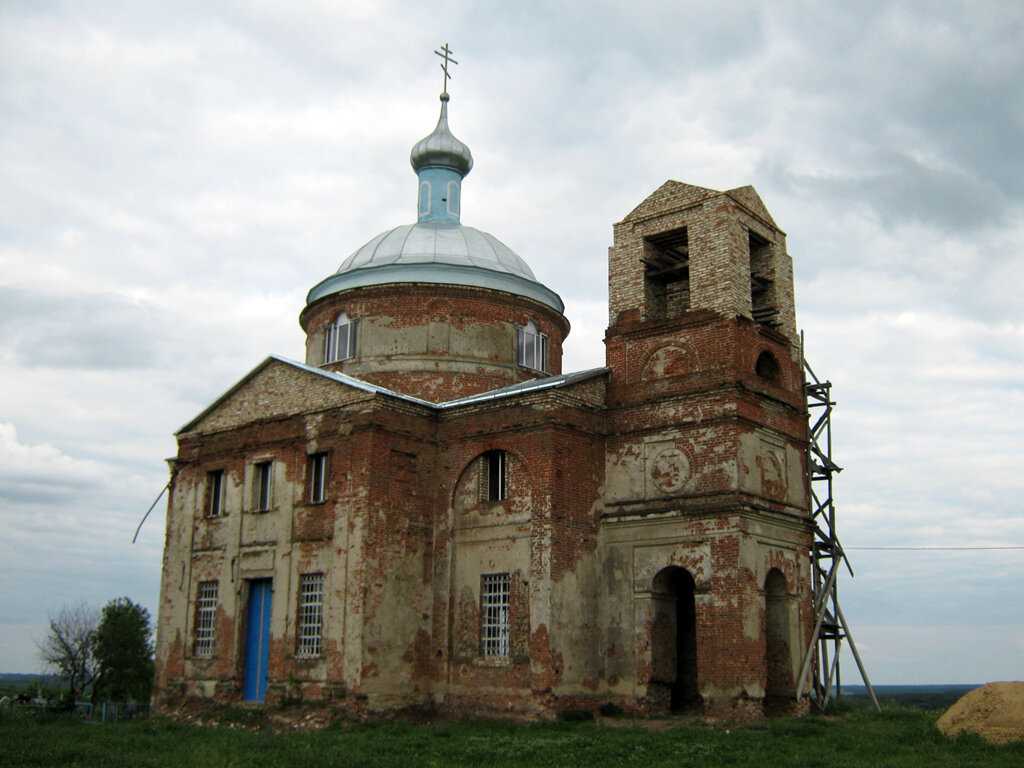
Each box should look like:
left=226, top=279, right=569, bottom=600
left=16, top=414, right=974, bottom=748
left=434, top=43, right=458, bottom=95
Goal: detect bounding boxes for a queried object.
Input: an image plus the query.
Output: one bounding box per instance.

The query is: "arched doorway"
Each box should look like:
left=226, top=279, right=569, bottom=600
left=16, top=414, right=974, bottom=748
left=764, top=569, right=792, bottom=704
left=651, top=566, right=698, bottom=711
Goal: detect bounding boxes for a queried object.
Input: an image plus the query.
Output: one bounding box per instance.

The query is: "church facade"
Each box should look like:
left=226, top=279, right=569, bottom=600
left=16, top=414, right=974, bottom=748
left=153, top=88, right=812, bottom=719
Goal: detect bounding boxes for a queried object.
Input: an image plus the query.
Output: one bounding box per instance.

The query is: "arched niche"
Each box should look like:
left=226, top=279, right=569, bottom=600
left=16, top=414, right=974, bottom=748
left=755, top=350, right=781, bottom=383
left=764, top=568, right=794, bottom=703
left=650, top=566, right=699, bottom=711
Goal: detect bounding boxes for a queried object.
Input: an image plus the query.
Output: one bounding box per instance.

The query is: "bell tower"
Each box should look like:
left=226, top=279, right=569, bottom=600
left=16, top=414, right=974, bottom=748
left=601, top=181, right=813, bottom=716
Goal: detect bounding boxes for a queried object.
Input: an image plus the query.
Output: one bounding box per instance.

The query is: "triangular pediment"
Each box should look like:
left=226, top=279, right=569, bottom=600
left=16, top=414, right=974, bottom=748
left=725, top=185, right=778, bottom=229
left=620, top=180, right=722, bottom=223
left=179, top=356, right=379, bottom=434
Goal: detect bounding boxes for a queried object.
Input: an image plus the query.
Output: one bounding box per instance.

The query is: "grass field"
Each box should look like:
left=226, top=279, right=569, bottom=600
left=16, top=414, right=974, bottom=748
left=3, top=703, right=1022, bottom=768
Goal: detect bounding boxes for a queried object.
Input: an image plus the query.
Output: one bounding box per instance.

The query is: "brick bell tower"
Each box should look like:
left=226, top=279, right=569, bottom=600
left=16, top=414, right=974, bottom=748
left=600, top=181, right=813, bottom=716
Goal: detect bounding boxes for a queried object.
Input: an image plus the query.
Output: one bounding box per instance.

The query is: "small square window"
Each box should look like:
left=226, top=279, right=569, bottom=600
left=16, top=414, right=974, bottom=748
left=194, top=581, right=218, bottom=657
left=206, top=470, right=225, bottom=518
left=254, top=461, right=273, bottom=512
left=296, top=572, right=325, bottom=658
left=309, top=453, right=329, bottom=504
left=480, top=573, right=511, bottom=658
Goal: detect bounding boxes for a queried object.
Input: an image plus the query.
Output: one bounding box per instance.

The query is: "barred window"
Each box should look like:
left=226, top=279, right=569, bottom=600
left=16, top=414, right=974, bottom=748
left=324, top=313, right=358, bottom=364
left=194, top=581, right=218, bottom=657
left=516, top=321, right=549, bottom=373
left=297, top=573, right=324, bottom=658
left=254, top=461, right=273, bottom=512
left=309, top=452, right=328, bottom=504
left=207, top=469, right=225, bottom=518
left=480, top=573, right=511, bottom=658
left=479, top=450, right=507, bottom=503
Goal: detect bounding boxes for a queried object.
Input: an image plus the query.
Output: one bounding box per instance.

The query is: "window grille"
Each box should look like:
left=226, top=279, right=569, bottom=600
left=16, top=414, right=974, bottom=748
left=516, top=323, right=549, bottom=373
left=480, top=573, right=511, bottom=658
left=479, top=450, right=507, bottom=502
left=309, top=453, right=328, bottom=504
left=254, top=461, right=273, bottom=512
left=296, top=573, right=325, bottom=658
left=194, top=581, right=218, bottom=657
left=207, top=469, right=224, bottom=518
left=324, top=314, right=358, bottom=363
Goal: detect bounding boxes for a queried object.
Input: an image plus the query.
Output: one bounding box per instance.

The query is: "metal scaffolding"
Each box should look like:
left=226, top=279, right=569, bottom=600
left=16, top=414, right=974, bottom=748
left=796, top=338, right=880, bottom=712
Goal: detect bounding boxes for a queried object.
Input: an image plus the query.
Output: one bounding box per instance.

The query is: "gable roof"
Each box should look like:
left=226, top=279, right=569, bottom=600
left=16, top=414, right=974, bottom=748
left=724, top=185, right=778, bottom=229
left=620, top=180, right=780, bottom=232
left=620, top=180, right=721, bottom=223
left=177, top=355, right=609, bottom=433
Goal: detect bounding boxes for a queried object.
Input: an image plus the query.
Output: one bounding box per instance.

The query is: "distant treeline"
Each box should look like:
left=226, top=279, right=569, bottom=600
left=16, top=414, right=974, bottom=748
left=841, top=683, right=980, bottom=710
left=0, top=673, right=64, bottom=694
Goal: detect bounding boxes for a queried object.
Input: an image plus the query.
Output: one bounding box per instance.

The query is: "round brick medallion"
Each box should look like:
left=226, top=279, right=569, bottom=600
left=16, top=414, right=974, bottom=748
left=650, top=447, right=690, bottom=493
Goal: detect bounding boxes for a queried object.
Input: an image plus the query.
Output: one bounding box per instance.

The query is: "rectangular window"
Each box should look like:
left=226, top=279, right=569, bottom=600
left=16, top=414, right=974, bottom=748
left=194, top=581, right=218, bottom=657
left=309, top=452, right=328, bottom=504
left=516, top=325, right=549, bottom=373
left=480, top=573, right=511, bottom=658
left=324, top=318, right=359, bottom=364
left=488, top=451, right=506, bottom=501
left=206, top=470, right=225, bottom=518
left=254, top=461, right=273, bottom=512
left=296, top=572, right=325, bottom=658
left=479, top=450, right=507, bottom=502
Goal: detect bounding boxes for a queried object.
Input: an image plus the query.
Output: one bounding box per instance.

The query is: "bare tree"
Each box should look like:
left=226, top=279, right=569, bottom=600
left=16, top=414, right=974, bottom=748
left=36, top=602, right=100, bottom=705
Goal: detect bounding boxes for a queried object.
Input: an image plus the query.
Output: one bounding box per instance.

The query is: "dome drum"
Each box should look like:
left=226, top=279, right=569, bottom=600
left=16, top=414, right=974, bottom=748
left=300, top=283, right=568, bottom=402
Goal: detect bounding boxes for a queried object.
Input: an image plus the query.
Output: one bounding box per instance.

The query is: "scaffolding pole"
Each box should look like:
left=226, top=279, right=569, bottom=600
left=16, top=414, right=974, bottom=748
left=798, top=334, right=880, bottom=712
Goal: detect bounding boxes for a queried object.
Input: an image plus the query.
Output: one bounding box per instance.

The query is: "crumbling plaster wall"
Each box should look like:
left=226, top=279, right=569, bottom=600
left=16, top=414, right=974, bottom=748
left=597, top=513, right=810, bottom=714
left=154, top=361, right=441, bottom=710
left=430, top=378, right=607, bottom=715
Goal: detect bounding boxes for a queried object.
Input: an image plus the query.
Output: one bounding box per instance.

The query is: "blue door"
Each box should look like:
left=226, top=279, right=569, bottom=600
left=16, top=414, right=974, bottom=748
left=243, top=579, right=272, bottom=702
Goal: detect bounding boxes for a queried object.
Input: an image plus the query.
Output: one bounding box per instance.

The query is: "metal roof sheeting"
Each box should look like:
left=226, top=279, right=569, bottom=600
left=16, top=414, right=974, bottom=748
left=305, top=221, right=565, bottom=313
left=177, top=355, right=608, bottom=433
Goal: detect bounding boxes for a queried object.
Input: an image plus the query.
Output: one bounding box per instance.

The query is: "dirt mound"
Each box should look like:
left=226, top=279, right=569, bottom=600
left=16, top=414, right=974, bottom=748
left=936, top=681, right=1024, bottom=745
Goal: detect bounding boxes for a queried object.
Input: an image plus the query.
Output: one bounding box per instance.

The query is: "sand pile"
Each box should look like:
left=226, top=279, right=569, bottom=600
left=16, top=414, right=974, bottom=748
left=936, top=681, right=1024, bottom=745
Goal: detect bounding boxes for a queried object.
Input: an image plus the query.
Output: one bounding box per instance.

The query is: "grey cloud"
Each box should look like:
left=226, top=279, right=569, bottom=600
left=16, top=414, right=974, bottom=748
left=0, top=287, right=166, bottom=369
left=773, top=151, right=1007, bottom=232
left=755, top=3, right=1024, bottom=231
left=0, top=476, right=103, bottom=505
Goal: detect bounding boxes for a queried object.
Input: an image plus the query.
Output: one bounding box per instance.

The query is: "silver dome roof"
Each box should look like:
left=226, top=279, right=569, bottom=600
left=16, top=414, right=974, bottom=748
left=410, top=94, right=473, bottom=176
left=339, top=222, right=535, bottom=278
left=306, top=222, right=564, bottom=313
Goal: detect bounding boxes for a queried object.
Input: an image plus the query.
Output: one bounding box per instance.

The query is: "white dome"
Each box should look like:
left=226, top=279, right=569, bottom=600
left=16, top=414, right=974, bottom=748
left=306, top=222, right=563, bottom=313
left=337, top=223, right=536, bottom=280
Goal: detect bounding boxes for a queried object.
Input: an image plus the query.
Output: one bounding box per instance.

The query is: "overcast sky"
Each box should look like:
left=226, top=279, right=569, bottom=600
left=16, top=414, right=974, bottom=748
left=2, top=1, right=1022, bottom=685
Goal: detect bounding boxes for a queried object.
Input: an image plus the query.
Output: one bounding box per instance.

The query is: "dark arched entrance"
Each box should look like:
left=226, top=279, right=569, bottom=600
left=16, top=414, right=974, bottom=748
left=764, top=568, right=792, bottom=704
left=651, top=566, right=698, bottom=711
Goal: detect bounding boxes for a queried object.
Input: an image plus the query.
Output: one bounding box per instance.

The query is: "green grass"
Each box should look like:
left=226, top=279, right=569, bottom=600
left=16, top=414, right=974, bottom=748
left=2, top=705, right=1021, bottom=768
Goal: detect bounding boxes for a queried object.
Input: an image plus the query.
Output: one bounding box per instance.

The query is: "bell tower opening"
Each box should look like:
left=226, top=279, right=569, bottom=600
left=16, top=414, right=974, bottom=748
left=748, top=230, right=778, bottom=328
left=642, top=227, right=689, bottom=321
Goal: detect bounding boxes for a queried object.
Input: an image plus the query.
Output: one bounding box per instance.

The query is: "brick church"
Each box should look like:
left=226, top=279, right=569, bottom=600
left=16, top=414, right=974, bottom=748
left=153, top=82, right=812, bottom=719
